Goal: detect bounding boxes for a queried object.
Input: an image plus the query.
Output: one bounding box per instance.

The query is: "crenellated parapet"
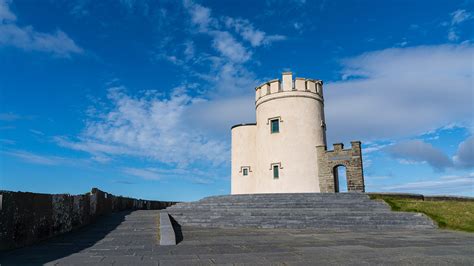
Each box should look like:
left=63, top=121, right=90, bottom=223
left=255, top=72, right=323, bottom=104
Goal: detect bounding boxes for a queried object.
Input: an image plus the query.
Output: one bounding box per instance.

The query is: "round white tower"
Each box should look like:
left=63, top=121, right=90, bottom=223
left=231, top=72, right=327, bottom=194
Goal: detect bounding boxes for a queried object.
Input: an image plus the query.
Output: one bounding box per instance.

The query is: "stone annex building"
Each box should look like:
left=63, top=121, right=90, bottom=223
left=231, top=72, right=365, bottom=194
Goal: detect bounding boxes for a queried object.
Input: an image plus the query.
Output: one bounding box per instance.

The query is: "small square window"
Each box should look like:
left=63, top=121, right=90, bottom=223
left=243, top=168, right=248, bottom=176
left=273, top=165, right=279, bottom=179
left=270, top=119, right=279, bottom=133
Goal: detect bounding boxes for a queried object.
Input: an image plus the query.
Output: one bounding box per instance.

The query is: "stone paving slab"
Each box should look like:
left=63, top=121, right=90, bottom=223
left=0, top=210, right=473, bottom=265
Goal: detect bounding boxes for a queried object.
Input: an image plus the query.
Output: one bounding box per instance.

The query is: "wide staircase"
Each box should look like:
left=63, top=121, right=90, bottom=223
left=163, top=193, right=435, bottom=230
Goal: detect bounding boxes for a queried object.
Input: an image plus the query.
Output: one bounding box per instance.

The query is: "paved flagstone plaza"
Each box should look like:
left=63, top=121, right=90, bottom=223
left=1, top=210, right=473, bottom=265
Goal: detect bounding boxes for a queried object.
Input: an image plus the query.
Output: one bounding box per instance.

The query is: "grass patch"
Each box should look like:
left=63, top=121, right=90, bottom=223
left=370, top=195, right=474, bottom=232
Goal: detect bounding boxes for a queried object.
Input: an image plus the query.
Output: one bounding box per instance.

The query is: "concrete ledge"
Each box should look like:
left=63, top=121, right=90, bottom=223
left=159, top=212, right=176, bottom=246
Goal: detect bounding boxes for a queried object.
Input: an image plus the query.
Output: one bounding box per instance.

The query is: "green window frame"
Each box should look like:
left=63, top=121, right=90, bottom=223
left=273, top=165, right=279, bottom=179
left=243, top=168, right=248, bottom=176
left=270, top=119, right=279, bottom=133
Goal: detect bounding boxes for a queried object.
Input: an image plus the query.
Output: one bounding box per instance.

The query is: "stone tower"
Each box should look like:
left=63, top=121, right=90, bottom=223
left=231, top=72, right=364, bottom=194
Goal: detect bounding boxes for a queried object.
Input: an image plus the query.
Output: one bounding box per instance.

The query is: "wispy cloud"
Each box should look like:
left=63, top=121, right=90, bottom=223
left=29, top=129, right=44, bottom=135
left=184, top=0, right=215, bottom=32
left=0, top=0, right=83, bottom=57
left=122, top=167, right=161, bottom=180
left=4, top=150, right=64, bottom=165
left=223, top=17, right=286, bottom=47
left=0, top=0, right=15, bottom=22
left=182, top=0, right=284, bottom=66
left=0, top=138, right=15, bottom=145
left=211, top=31, right=251, bottom=63
left=180, top=0, right=284, bottom=68
left=114, top=180, right=137, bottom=185
left=0, top=112, right=21, bottom=121
left=446, top=9, right=472, bottom=41
left=450, top=9, right=472, bottom=25
left=447, top=28, right=459, bottom=41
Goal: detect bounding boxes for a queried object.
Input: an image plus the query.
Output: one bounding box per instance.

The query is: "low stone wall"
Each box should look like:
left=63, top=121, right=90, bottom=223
left=368, top=192, right=474, bottom=202
left=0, top=188, right=175, bottom=251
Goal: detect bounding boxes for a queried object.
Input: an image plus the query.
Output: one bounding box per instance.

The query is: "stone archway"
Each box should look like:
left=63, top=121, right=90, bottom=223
left=332, top=164, right=348, bottom=192
left=316, top=141, right=365, bottom=193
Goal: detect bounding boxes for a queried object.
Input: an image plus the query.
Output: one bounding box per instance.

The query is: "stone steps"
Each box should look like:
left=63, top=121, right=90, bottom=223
left=163, top=193, right=436, bottom=230
left=179, top=219, right=432, bottom=226
left=172, top=214, right=432, bottom=223
left=166, top=212, right=424, bottom=218
left=181, top=223, right=433, bottom=230
left=167, top=208, right=390, bottom=214
left=178, top=205, right=380, bottom=209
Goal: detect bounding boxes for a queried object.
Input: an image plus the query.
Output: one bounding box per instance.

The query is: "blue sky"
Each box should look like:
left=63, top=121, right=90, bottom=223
left=0, top=0, right=473, bottom=201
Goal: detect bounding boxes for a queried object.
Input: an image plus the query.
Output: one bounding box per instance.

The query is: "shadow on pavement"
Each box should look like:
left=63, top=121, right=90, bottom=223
left=0, top=211, right=132, bottom=265
left=169, top=215, right=183, bottom=244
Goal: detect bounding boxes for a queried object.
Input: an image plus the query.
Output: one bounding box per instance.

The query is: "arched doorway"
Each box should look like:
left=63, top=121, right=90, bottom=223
left=333, top=165, right=348, bottom=192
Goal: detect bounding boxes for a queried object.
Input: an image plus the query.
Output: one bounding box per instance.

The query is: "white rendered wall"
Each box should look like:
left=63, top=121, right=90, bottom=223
left=255, top=93, right=326, bottom=192
left=231, top=125, right=257, bottom=194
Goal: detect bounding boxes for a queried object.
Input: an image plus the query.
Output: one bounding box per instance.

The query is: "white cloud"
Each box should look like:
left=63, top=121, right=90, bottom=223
left=0, top=0, right=82, bottom=57
left=0, top=112, right=21, bottom=121
left=56, top=86, right=229, bottom=167
left=122, top=167, right=161, bottom=180
left=29, top=129, right=44, bottom=135
left=384, top=140, right=453, bottom=171
left=450, top=9, right=472, bottom=25
left=183, top=40, right=195, bottom=60
left=211, top=31, right=251, bottom=63
left=325, top=44, right=473, bottom=144
left=0, top=0, right=15, bottom=23
left=0, top=138, right=15, bottom=145
left=447, top=28, right=459, bottom=41
left=293, top=22, right=302, bottom=30
left=453, top=136, right=474, bottom=168
left=5, top=150, right=63, bottom=165
left=223, top=17, right=286, bottom=47
left=381, top=173, right=474, bottom=196
left=445, top=9, right=471, bottom=42
left=183, top=0, right=215, bottom=32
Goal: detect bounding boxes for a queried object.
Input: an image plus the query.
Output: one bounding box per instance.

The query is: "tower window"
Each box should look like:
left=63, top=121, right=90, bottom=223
left=243, top=168, right=248, bottom=176
left=273, top=165, right=279, bottom=179
left=270, top=119, right=279, bottom=133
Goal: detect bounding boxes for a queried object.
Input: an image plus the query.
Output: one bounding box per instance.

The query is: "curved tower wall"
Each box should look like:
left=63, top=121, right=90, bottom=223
left=231, top=124, right=257, bottom=194
left=254, top=72, right=326, bottom=193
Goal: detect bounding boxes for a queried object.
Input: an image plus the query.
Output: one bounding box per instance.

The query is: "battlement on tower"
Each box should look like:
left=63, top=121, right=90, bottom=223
left=255, top=72, right=323, bottom=102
